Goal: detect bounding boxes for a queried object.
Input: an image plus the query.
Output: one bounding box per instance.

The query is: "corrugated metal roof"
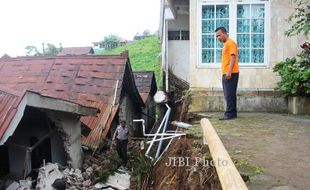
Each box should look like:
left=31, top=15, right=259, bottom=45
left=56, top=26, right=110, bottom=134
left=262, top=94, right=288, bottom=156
left=0, top=55, right=126, bottom=105
left=81, top=103, right=119, bottom=149
left=0, top=53, right=143, bottom=149
left=0, top=88, right=22, bottom=139
left=57, top=46, right=94, bottom=56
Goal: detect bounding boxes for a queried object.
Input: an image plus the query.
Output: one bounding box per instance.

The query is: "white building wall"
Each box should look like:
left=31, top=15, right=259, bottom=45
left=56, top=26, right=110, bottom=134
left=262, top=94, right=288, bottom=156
left=168, top=41, right=190, bottom=82
left=166, top=11, right=190, bottom=82
left=168, top=14, right=189, bottom=30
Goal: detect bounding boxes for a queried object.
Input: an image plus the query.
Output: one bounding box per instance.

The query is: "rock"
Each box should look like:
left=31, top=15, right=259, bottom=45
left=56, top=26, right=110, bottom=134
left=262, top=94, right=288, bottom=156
left=82, top=172, right=90, bottom=180
left=94, top=182, right=106, bottom=189
left=82, top=180, right=91, bottom=187
left=91, top=164, right=98, bottom=169
left=86, top=167, right=93, bottom=174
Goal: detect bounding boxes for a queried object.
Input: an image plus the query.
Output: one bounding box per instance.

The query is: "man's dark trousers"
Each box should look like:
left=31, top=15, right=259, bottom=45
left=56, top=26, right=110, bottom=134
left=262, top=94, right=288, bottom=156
left=222, top=73, right=239, bottom=118
left=116, top=139, right=128, bottom=166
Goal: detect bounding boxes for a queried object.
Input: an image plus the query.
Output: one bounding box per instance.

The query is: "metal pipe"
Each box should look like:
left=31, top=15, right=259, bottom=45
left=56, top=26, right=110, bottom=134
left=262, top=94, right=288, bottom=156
left=133, top=119, right=183, bottom=137
left=155, top=104, right=171, bottom=158
left=154, top=126, right=178, bottom=165
left=165, top=20, right=169, bottom=92
left=144, top=107, right=169, bottom=160
left=146, top=133, right=184, bottom=144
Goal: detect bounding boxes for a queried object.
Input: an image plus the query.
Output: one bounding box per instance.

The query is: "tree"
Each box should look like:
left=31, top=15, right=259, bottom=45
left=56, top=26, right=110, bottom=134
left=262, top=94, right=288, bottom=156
left=43, top=43, right=59, bottom=56
left=285, top=0, right=310, bottom=39
left=142, top=29, right=151, bottom=36
left=100, top=34, right=121, bottom=50
left=25, top=43, right=62, bottom=56
left=25, top=45, right=41, bottom=56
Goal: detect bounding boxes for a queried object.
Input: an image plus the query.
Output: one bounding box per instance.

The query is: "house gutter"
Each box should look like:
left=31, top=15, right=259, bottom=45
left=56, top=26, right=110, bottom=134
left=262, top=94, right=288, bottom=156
left=160, top=0, right=169, bottom=92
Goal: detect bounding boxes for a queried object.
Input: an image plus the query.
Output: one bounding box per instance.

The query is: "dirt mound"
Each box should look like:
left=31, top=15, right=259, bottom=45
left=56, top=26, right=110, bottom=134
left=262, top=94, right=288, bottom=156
left=147, top=137, right=221, bottom=190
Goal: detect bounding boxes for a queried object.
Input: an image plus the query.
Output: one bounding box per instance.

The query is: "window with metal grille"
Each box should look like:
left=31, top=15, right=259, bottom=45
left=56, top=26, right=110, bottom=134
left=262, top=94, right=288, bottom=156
left=168, top=30, right=190, bottom=40
left=199, top=0, right=269, bottom=67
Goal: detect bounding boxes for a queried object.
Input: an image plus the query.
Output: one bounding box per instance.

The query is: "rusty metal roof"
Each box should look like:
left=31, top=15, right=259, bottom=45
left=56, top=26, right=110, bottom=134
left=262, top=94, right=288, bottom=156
left=0, top=52, right=144, bottom=148
left=133, top=71, right=157, bottom=103
left=57, top=46, right=94, bottom=56
left=0, top=88, right=23, bottom=139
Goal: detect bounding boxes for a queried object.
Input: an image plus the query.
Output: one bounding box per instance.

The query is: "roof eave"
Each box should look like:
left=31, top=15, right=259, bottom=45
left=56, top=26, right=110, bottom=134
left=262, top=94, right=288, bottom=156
left=0, top=91, right=99, bottom=145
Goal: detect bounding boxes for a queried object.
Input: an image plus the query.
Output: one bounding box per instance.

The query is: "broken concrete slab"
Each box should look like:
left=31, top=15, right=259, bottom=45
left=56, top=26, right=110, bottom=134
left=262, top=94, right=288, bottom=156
left=102, top=167, right=131, bottom=190
left=35, top=163, right=64, bottom=190
left=5, top=182, right=19, bottom=190
left=18, top=179, right=32, bottom=190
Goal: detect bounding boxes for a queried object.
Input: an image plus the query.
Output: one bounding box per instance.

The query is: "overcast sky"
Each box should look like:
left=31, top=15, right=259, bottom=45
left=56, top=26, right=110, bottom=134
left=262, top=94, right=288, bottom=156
left=0, top=0, right=160, bottom=56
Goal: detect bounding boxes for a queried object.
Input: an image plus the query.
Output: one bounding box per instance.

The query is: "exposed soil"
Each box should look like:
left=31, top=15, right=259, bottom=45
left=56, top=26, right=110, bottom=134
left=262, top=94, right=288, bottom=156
left=147, top=137, right=221, bottom=190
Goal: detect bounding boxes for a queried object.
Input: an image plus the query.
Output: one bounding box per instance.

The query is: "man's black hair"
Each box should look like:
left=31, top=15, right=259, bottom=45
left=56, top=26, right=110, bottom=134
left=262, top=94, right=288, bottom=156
left=215, top=26, right=227, bottom=33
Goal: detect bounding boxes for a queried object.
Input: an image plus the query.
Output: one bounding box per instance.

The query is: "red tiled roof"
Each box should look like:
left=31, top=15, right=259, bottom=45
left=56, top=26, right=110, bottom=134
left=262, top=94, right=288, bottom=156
left=0, top=53, right=143, bottom=148
left=57, top=46, right=94, bottom=56
left=133, top=71, right=157, bottom=103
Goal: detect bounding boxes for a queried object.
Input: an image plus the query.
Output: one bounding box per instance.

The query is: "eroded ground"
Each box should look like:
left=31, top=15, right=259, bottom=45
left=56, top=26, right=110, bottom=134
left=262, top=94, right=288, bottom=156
left=189, top=112, right=310, bottom=190
left=148, top=138, right=221, bottom=190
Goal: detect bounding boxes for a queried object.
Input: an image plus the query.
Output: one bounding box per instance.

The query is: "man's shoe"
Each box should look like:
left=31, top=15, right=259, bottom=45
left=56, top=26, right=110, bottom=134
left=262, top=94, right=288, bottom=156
left=219, top=116, right=236, bottom=120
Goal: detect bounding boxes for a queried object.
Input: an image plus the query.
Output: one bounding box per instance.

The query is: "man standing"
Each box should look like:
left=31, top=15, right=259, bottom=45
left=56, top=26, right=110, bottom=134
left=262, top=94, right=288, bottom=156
left=112, top=120, right=129, bottom=167
left=215, top=27, right=239, bottom=120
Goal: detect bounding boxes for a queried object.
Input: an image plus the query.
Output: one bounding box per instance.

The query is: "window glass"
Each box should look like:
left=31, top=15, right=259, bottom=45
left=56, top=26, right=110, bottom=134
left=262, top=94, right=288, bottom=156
left=200, top=2, right=267, bottom=66
left=237, top=4, right=265, bottom=64
left=201, top=4, right=229, bottom=64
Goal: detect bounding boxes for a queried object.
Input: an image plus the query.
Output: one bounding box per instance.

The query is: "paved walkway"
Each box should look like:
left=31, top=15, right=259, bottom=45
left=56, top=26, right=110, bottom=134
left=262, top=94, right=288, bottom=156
left=202, top=112, right=310, bottom=190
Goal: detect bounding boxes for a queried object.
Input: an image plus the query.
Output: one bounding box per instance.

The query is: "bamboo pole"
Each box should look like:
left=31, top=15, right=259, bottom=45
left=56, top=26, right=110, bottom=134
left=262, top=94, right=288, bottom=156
left=200, top=118, right=248, bottom=190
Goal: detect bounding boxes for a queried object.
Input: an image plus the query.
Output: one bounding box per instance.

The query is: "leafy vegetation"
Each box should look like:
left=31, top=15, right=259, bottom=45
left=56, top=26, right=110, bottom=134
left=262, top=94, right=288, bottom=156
left=100, top=34, right=121, bottom=50
left=25, top=43, right=62, bottom=56
left=97, top=36, right=162, bottom=89
left=131, top=154, right=152, bottom=190
left=273, top=43, right=310, bottom=96
left=96, top=154, right=120, bottom=183
left=274, top=1, right=310, bottom=97
left=285, top=0, right=310, bottom=39
left=233, top=157, right=264, bottom=177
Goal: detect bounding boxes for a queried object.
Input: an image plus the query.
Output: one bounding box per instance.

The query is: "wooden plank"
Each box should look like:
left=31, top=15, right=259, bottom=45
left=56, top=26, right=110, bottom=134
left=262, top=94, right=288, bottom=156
left=200, top=118, right=248, bottom=190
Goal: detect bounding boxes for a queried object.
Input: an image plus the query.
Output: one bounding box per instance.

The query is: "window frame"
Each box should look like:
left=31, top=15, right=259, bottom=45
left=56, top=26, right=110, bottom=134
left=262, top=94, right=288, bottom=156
left=168, top=30, right=190, bottom=40
left=197, top=0, right=270, bottom=68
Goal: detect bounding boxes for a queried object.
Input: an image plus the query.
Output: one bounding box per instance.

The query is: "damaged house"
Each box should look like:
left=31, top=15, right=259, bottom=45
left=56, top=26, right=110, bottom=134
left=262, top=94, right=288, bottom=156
left=0, top=51, right=144, bottom=179
left=133, top=71, right=157, bottom=133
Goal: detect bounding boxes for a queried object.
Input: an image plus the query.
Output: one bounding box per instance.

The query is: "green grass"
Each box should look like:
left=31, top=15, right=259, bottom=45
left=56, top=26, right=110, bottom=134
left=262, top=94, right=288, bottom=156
left=97, top=36, right=162, bottom=89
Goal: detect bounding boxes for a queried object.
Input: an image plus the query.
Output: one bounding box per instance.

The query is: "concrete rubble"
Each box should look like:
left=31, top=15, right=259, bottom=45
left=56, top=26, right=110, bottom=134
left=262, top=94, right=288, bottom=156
left=2, top=140, right=134, bottom=190
left=4, top=179, right=32, bottom=190
left=3, top=162, right=113, bottom=190
left=35, top=163, right=64, bottom=190
left=94, top=167, right=130, bottom=190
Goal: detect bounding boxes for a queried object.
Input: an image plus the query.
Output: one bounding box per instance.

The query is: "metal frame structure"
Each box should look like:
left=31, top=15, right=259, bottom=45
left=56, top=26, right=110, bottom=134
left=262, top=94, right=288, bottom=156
left=133, top=104, right=185, bottom=161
